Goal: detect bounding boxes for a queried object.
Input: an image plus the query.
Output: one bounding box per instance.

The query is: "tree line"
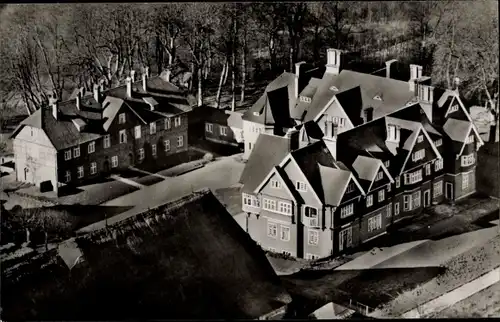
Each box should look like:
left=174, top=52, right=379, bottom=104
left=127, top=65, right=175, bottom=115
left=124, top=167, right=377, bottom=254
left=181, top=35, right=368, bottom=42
left=0, top=1, right=497, bottom=116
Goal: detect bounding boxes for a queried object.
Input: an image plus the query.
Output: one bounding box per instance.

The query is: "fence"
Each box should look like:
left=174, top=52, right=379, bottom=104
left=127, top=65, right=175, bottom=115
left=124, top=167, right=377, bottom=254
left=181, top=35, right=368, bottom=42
left=348, top=298, right=376, bottom=316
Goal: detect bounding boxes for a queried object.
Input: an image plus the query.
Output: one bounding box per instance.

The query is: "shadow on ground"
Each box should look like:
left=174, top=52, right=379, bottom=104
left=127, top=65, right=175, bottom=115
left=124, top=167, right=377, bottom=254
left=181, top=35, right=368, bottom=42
left=282, top=266, right=445, bottom=318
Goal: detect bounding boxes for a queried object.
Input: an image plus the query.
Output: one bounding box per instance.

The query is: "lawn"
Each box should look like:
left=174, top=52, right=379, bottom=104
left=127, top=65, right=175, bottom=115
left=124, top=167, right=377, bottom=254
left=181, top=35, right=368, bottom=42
left=430, top=281, right=500, bottom=318
left=374, top=235, right=500, bottom=317
left=57, top=180, right=140, bottom=206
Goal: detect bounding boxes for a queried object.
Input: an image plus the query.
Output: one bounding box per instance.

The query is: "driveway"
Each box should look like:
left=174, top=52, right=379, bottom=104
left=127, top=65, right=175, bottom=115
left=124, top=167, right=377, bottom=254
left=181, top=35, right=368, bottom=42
left=77, top=155, right=245, bottom=233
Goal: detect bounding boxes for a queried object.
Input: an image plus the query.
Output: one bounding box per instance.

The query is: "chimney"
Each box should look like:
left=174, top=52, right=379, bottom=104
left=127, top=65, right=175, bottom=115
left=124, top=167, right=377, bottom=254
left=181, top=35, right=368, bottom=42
left=326, top=48, right=342, bottom=75
left=364, top=107, right=374, bottom=122
left=93, top=84, right=100, bottom=103
left=385, top=124, right=401, bottom=155
left=453, top=77, right=460, bottom=92
left=130, top=70, right=136, bottom=83
left=76, top=90, right=81, bottom=110
left=294, top=61, right=306, bottom=99
left=126, top=77, right=132, bottom=98
left=145, top=66, right=150, bottom=78
left=165, top=69, right=171, bottom=82
left=285, top=128, right=300, bottom=152
left=323, top=118, right=338, bottom=159
left=49, top=95, right=58, bottom=120
left=385, top=59, right=397, bottom=78
left=142, top=73, right=148, bottom=92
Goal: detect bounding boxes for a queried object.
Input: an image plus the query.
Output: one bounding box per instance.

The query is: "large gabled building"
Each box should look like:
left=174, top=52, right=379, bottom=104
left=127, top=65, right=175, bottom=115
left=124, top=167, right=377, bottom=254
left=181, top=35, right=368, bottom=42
left=10, top=70, right=193, bottom=194
left=239, top=48, right=484, bottom=259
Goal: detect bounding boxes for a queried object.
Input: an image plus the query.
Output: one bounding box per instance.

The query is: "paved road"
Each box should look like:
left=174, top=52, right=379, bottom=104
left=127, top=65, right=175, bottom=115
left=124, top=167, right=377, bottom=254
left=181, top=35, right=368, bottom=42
left=77, top=155, right=245, bottom=233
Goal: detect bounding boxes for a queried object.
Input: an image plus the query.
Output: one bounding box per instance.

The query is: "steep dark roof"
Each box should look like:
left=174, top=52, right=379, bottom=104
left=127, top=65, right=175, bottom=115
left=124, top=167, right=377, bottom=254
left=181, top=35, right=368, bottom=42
left=2, top=190, right=291, bottom=321
left=240, top=133, right=291, bottom=193
left=443, top=118, right=472, bottom=142
left=318, top=165, right=352, bottom=206
left=242, top=72, right=297, bottom=125
left=204, top=108, right=243, bottom=129
left=301, top=69, right=416, bottom=123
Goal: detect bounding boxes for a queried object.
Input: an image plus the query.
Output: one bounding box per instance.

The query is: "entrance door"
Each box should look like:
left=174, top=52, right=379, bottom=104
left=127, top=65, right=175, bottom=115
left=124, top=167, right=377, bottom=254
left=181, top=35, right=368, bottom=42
left=424, top=190, right=431, bottom=207
left=445, top=183, right=454, bottom=200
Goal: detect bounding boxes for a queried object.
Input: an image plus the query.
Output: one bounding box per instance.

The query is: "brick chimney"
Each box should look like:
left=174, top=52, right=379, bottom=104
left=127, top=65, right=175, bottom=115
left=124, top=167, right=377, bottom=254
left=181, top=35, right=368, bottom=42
left=326, top=48, right=342, bottom=75
left=294, top=61, right=306, bottom=99
left=126, top=77, right=132, bottom=98
left=385, top=59, right=397, bottom=79
left=142, top=73, right=148, bottom=92
left=364, top=107, right=374, bottom=122
left=93, top=84, right=100, bottom=103
left=49, top=95, right=59, bottom=120
left=130, top=70, right=136, bottom=83
left=285, top=127, right=300, bottom=152
left=409, top=64, right=423, bottom=92
left=323, top=117, right=338, bottom=159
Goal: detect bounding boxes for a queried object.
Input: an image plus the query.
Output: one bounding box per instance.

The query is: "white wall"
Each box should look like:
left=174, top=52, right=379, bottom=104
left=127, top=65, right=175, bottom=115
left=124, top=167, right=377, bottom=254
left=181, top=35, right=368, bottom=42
left=242, top=120, right=266, bottom=159
left=13, top=126, right=58, bottom=189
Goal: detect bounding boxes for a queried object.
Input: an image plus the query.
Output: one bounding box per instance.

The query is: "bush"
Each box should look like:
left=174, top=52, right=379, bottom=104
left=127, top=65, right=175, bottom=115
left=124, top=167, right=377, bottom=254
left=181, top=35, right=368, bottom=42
left=203, top=153, right=214, bottom=162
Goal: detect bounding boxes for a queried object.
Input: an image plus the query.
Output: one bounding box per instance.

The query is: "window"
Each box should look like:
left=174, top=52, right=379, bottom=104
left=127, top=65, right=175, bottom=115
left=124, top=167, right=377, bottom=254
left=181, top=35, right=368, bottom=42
left=412, top=149, right=425, bottom=161
left=376, top=171, right=383, bottom=181
left=345, top=182, right=355, bottom=193
left=308, top=229, right=319, bottom=245
left=378, top=189, right=385, bottom=202
left=138, top=148, right=145, bottom=161
left=267, top=222, right=278, bottom=238
left=77, top=166, right=84, bottom=179
left=134, top=126, right=141, bottom=139
left=111, top=156, right=118, bottom=168
left=387, top=183, right=391, bottom=192
left=384, top=160, right=390, bottom=168
left=118, top=113, right=126, bottom=124
left=242, top=193, right=260, bottom=208
left=281, top=225, right=290, bottom=241
left=279, top=201, right=293, bottom=215
left=434, top=139, right=443, bottom=147
left=164, top=140, right=170, bottom=152
left=150, top=122, right=156, bottom=134
left=465, top=135, right=474, bottom=144
left=395, top=202, right=400, bottom=216
left=387, top=125, right=399, bottom=141
left=103, top=135, right=111, bottom=148
left=174, top=116, right=181, bottom=127
left=306, top=254, right=320, bottom=260
left=305, top=206, right=318, bottom=227
left=206, top=123, right=213, bottom=133
left=152, top=144, right=157, bottom=157
left=425, top=163, right=431, bottom=176
left=300, top=96, right=311, bottom=103
left=404, top=170, right=423, bottom=184
left=396, top=176, right=401, bottom=188
left=404, top=195, right=411, bottom=211
left=165, top=118, right=171, bottom=130
left=88, top=141, right=95, bottom=154
left=461, top=154, right=475, bottom=167
left=433, top=181, right=443, bottom=197
left=263, top=198, right=277, bottom=211
left=329, top=86, right=338, bottom=91
left=462, top=174, right=469, bottom=190
left=177, top=136, right=184, bottom=147
left=366, top=194, right=373, bottom=207
left=65, top=171, right=71, bottom=183
left=339, top=227, right=353, bottom=250
left=413, top=191, right=421, bottom=208
left=73, top=146, right=80, bottom=158
left=435, top=159, right=443, bottom=171
left=90, top=162, right=97, bottom=175
left=368, top=214, right=382, bottom=232
left=270, top=179, right=281, bottom=189
left=448, top=104, right=459, bottom=114
left=220, top=126, right=228, bottom=136
left=417, top=135, right=424, bottom=143
left=119, top=129, right=127, bottom=143
left=340, top=203, right=354, bottom=218
left=64, top=150, right=72, bottom=160
left=387, top=204, right=392, bottom=218
left=296, top=181, right=307, bottom=192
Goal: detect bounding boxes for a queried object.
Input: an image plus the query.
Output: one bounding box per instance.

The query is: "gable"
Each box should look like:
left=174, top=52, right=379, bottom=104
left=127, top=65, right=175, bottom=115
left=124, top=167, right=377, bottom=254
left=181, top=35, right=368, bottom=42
left=281, top=157, right=322, bottom=207
left=315, top=96, right=354, bottom=134
left=105, top=101, right=146, bottom=132
left=368, top=165, right=391, bottom=191
left=340, top=177, right=363, bottom=203
left=257, top=168, right=296, bottom=201
left=444, top=96, right=468, bottom=121
left=402, top=128, right=439, bottom=172
left=14, top=125, right=55, bottom=149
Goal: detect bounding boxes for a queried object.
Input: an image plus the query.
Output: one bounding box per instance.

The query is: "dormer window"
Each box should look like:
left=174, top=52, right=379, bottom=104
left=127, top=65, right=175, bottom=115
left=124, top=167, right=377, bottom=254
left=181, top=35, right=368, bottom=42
left=373, top=95, right=382, bottom=101
left=300, top=96, right=311, bottom=103
left=253, top=112, right=260, bottom=116
left=329, top=86, right=338, bottom=91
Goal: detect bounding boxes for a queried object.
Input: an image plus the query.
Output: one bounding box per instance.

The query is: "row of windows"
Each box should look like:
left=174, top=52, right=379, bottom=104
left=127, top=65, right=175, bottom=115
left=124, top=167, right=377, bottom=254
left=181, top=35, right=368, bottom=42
left=118, top=113, right=181, bottom=129
left=64, top=158, right=117, bottom=182
left=262, top=198, right=293, bottom=215
left=366, top=189, right=386, bottom=208
left=461, top=153, right=475, bottom=167
left=64, top=142, right=95, bottom=160
left=267, top=222, right=290, bottom=241
left=403, top=191, right=421, bottom=211
left=242, top=193, right=260, bottom=207
left=412, top=149, right=425, bottom=162
left=205, top=123, right=229, bottom=136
